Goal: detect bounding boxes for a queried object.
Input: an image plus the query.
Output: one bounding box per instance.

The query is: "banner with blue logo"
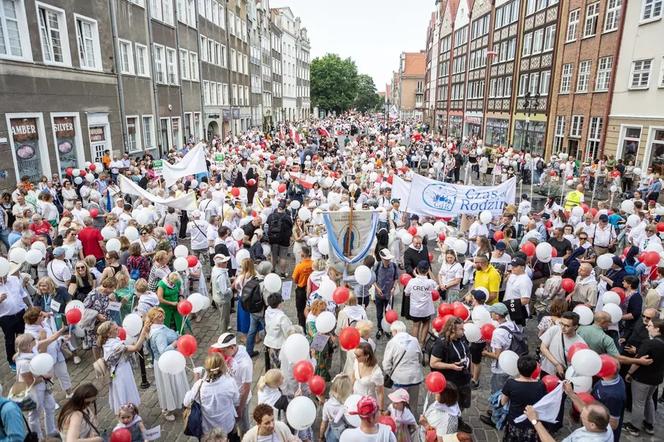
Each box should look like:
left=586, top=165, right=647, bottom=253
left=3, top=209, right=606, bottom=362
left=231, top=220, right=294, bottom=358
left=322, top=210, right=378, bottom=265
left=399, top=174, right=516, bottom=217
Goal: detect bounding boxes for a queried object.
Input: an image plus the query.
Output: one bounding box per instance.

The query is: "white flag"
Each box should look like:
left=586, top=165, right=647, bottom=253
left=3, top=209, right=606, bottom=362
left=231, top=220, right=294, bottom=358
left=514, top=383, right=564, bottom=424
left=162, top=143, right=208, bottom=187
left=118, top=175, right=197, bottom=211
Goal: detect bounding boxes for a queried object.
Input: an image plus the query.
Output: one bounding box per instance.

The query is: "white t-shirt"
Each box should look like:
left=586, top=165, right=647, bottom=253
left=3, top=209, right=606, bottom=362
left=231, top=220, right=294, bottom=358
left=490, top=321, right=519, bottom=374
left=504, top=273, right=532, bottom=302
left=438, top=262, right=463, bottom=291
left=404, top=276, right=437, bottom=318
left=187, top=220, right=211, bottom=250
left=539, top=325, right=586, bottom=375
left=340, top=424, right=396, bottom=442
left=322, top=397, right=344, bottom=423
left=228, top=345, right=253, bottom=402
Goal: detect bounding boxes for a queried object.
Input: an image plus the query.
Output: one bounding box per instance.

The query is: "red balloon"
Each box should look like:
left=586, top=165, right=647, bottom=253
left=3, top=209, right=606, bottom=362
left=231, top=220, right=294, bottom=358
left=521, top=242, right=536, bottom=257
left=542, top=374, right=560, bottom=393
left=567, top=342, right=589, bottom=360
left=110, top=428, right=132, bottom=442
left=399, top=274, right=412, bottom=286
left=643, top=251, right=660, bottom=267
left=432, top=316, right=446, bottom=332
left=408, top=226, right=417, bottom=235
left=177, top=335, right=198, bottom=357
left=452, top=302, right=469, bottom=320
left=549, top=170, right=557, bottom=177
left=480, top=323, right=495, bottom=341
left=231, top=187, right=240, bottom=197
left=378, top=415, right=397, bottom=433
left=530, top=363, right=541, bottom=379
left=610, top=287, right=625, bottom=302
left=431, top=289, right=440, bottom=302
left=581, top=204, right=589, bottom=213
left=597, top=354, right=619, bottom=378
left=247, top=179, right=256, bottom=186
left=65, top=308, right=82, bottom=325
left=590, top=208, right=598, bottom=217
left=187, top=255, right=199, bottom=268
left=425, top=429, right=437, bottom=442
left=438, top=232, right=446, bottom=241
left=89, top=208, right=99, bottom=218
left=574, top=392, right=596, bottom=412
left=561, top=278, right=575, bottom=293
left=493, top=231, right=504, bottom=241
left=658, top=222, right=664, bottom=233
left=79, top=170, right=86, bottom=177
left=278, top=183, right=287, bottom=193
left=308, top=375, right=326, bottom=395
left=117, top=327, right=127, bottom=341
left=164, top=224, right=174, bottom=235
left=177, top=300, right=193, bottom=316
left=425, top=372, right=447, bottom=393
left=339, top=327, right=361, bottom=350
left=385, top=309, right=398, bottom=324
left=65, top=167, right=73, bottom=177
left=428, top=252, right=434, bottom=262
left=438, top=303, right=454, bottom=317
left=89, top=163, right=96, bottom=172
left=293, top=360, right=314, bottom=382
left=332, top=287, right=350, bottom=304
left=551, top=248, right=558, bottom=257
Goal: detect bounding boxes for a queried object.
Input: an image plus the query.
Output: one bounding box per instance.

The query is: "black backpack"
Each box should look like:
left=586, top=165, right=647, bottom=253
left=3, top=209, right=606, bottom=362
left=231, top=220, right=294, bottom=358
left=240, top=278, right=265, bottom=313
left=268, top=213, right=283, bottom=243
left=499, top=325, right=529, bottom=356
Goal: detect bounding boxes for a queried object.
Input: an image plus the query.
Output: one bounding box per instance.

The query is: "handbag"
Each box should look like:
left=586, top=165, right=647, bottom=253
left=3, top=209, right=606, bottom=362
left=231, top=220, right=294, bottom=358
left=384, top=348, right=407, bottom=388
left=183, top=380, right=205, bottom=439
left=8, top=381, right=36, bottom=411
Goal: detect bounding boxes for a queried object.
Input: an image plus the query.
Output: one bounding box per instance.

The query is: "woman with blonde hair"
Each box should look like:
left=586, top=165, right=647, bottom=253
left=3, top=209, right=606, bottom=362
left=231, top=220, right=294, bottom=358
left=144, top=307, right=189, bottom=421
left=61, top=228, right=84, bottom=261
left=97, top=320, right=148, bottom=413
left=68, top=261, right=95, bottom=302
left=292, top=217, right=307, bottom=265
left=320, top=374, right=354, bottom=442
left=256, top=369, right=289, bottom=419
left=183, top=353, right=240, bottom=436
left=233, top=258, right=257, bottom=336
left=156, top=272, right=183, bottom=332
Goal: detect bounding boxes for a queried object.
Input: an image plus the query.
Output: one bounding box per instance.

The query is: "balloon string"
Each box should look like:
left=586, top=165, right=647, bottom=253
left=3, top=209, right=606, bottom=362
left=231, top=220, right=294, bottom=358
left=180, top=315, right=188, bottom=335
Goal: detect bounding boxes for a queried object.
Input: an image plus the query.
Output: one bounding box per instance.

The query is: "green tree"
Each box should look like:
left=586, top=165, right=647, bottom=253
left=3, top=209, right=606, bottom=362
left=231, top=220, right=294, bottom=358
left=311, top=54, right=358, bottom=114
left=353, top=74, right=381, bottom=113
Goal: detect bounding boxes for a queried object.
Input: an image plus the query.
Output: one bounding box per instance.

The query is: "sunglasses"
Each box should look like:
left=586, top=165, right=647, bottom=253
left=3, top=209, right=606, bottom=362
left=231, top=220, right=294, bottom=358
left=579, top=237, right=587, bottom=240
left=644, top=316, right=655, bottom=321
left=76, top=266, right=86, bottom=270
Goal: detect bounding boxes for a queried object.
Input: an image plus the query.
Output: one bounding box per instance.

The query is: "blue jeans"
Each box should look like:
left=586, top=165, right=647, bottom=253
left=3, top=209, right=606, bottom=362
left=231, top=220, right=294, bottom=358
left=246, top=312, right=265, bottom=355
left=0, top=228, right=9, bottom=250
left=375, top=296, right=389, bottom=329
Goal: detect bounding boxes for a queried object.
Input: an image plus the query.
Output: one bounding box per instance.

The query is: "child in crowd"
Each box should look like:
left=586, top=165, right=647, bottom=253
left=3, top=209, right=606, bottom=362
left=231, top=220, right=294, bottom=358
left=113, top=403, right=147, bottom=442
left=319, top=374, right=353, bottom=442
left=134, top=279, right=159, bottom=317
left=387, top=388, right=417, bottom=442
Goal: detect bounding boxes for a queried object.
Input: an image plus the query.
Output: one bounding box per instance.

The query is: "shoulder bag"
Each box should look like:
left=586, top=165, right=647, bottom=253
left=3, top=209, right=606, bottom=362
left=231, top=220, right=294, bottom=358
left=183, top=380, right=205, bottom=439
left=384, top=348, right=407, bottom=388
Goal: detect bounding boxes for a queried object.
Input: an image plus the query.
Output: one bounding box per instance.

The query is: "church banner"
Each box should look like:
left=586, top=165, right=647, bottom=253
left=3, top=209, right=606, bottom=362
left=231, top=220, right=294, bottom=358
left=322, top=210, right=378, bottom=265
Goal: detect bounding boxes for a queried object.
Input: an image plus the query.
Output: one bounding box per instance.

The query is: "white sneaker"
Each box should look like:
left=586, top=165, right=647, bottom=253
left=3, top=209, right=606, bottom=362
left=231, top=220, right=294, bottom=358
left=73, top=356, right=81, bottom=365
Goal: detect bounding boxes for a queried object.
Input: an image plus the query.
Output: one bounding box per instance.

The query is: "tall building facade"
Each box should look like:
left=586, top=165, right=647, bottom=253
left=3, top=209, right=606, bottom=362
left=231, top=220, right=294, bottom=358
left=295, top=19, right=310, bottom=120
left=390, top=51, right=426, bottom=119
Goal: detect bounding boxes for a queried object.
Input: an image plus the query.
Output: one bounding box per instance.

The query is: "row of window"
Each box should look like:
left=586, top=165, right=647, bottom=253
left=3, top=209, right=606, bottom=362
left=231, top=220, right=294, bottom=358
left=200, top=35, right=226, bottom=68
left=522, top=25, right=555, bottom=57
left=566, top=0, right=621, bottom=43
left=198, top=0, right=224, bottom=29
left=153, top=44, right=179, bottom=85
left=630, top=58, right=664, bottom=90
left=552, top=116, right=603, bottom=156
left=518, top=71, right=552, bottom=96
left=559, top=57, right=613, bottom=94
left=525, top=0, right=558, bottom=17
left=489, top=76, right=513, bottom=99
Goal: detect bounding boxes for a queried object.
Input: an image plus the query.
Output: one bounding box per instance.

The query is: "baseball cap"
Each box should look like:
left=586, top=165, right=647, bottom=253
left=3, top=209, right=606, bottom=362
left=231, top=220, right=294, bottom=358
left=489, top=303, right=509, bottom=316
left=511, top=257, right=526, bottom=267
left=599, top=214, right=609, bottom=222
left=213, top=254, right=230, bottom=263
left=191, top=210, right=202, bottom=219
left=349, top=396, right=379, bottom=418
left=210, top=332, right=236, bottom=349
left=552, top=263, right=565, bottom=274
left=379, top=249, right=394, bottom=260
left=53, top=247, right=66, bottom=257
left=391, top=198, right=400, bottom=204
left=388, top=388, right=410, bottom=404
left=471, top=289, right=487, bottom=302
left=495, top=241, right=506, bottom=251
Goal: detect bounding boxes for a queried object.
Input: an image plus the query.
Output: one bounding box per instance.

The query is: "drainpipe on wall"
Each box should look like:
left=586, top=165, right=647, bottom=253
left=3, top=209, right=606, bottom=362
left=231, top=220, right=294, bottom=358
left=193, top=0, right=205, bottom=141
left=173, top=2, right=187, bottom=146
left=145, top=0, right=163, bottom=157
left=108, top=0, right=129, bottom=154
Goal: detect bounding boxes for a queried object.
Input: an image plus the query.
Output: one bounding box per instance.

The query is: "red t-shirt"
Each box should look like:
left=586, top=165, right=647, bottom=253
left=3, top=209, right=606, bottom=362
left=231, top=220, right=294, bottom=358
left=78, top=226, right=104, bottom=259
left=30, top=221, right=51, bottom=237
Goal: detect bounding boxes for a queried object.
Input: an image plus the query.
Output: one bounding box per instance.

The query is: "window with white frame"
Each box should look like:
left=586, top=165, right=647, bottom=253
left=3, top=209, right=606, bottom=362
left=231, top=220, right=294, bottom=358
left=153, top=44, right=165, bottom=83
left=228, top=11, right=235, bottom=34
left=75, top=15, right=101, bottom=70
left=135, top=43, right=149, bottom=76
left=518, top=73, right=528, bottom=96
left=566, top=9, right=580, bottom=42
left=243, top=54, right=248, bottom=74
left=595, top=56, right=612, bottom=91
left=179, top=49, right=189, bottom=80
left=570, top=115, right=584, bottom=138
left=118, top=39, right=134, bottom=74
left=530, top=29, right=542, bottom=54
left=151, top=0, right=173, bottom=24
left=522, top=33, right=532, bottom=56
left=560, top=63, right=572, bottom=93
left=126, top=116, right=141, bottom=151
left=244, top=85, right=249, bottom=105
left=0, top=0, right=31, bottom=60
left=210, top=82, right=216, bottom=105
left=216, top=83, right=222, bottom=105
left=37, top=3, right=71, bottom=65
left=203, top=81, right=209, bottom=104
left=604, top=0, right=622, bottom=32
left=232, top=84, right=237, bottom=105
left=641, top=0, right=663, bottom=21
left=187, top=0, right=195, bottom=25
left=189, top=52, right=198, bottom=81
left=621, top=127, right=641, bottom=163
left=543, top=25, right=555, bottom=51
left=583, top=2, right=600, bottom=37
left=220, top=44, right=226, bottom=67
left=142, top=116, right=155, bottom=150
left=504, top=77, right=512, bottom=97
left=166, top=47, right=178, bottom=84
left=230, top=48, right=236, bottom=71
left=587, top=117, right=602, bottom=159
left=554, top=116, right=565, bottom=152
left=540, top=71, right=551, bottom=95
left=577, top=60, right=591, bottom=92
left=630, top=59, right=652, bottom=89
left=529, top=72, right=540, bottom=95
left=200, top=35, right=207, bottom=61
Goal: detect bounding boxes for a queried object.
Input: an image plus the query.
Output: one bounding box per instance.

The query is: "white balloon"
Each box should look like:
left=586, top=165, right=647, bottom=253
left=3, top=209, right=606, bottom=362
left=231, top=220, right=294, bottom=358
left=317, top=238, right=330, bottom=255
left=597, top=254, right=614, bottom=270
left=158, top=350, right=186, bottom=374
left=287, top=396, right=317, bottom=430
left=187, top=293, right=207, bottom=313
left=453, top=239, right=468, bottom=255
left=101, top=226, right=117, bottom=240
left=343, top=394, right=362, bottom=428
left=471, top=305, right=492, bottom=325
left=621, top=200, right=635, bottom=214
left=282, top=333, right=310, bottom=363
left=72, top=169, right=81, bottom=177
left=565, top=367, right=593, bottom=393
left=290, top=200, right=301, bottom=210
left=8, top=248, right=26, bottom=265
left=174, top=245, right=188, bottom=258
left=25, top=249, right=43, bottom=265
left=566, top=179, right=574, bottom=186
left=173, top=257, right=188, bottom=272
left=416, top=226, right=424, bottom=238
left=74, top=177, right=83, bottom=185
left=85, top=174, right=94, bottom=183
left=646, top=242, right=664, bottom=253
left=124, top=226, right=139, bottom=241
left=315, top=311, right=336, bottom=334
left=354, top=265, right=372, bottom=286
left=232, top=228, right=245, bottom=241
left=65, top=300, right=85, bottom=313
left=298, top=207, right=311, bottom=221
left=479, top=211, right=492, bottom=224
left=30, top=241, right=46, bottom=257
left=134, top=211, right=150, bottom=226
left=264, top=273, right=282, bottom=293
left=122, top=313, right=143, bottom=336
left=519, top=215, right=530, bottom=225
left=571, top=206, right=584, bottom=218
left=433, top=221, right=446, bottom=234
left=0, top=258, right=10, bottom=277
left=463, top=323, right=481, bottom=343
left=571, top=349, right=602, bottom=377
left=421, top=223, right=435, bottom=238
left=29, top=353, right=55, bottom=376
left=602, top=303, right=622, bottom=324
left=401, top=232, right=413, bottom=246
left=498, top=350, right=519, bottom=377
left=573, top=305, right=594, bottom=326
left=610, top=185, right=618, bottom=194
left=602, top=292, right=621, bottom=305
left=318, top=277, right=337, bottom=301
left=626, top=214, right=640, bottom=227
left=633, top=167, right=642, bottom=176
left=235, top=249, right=251, bottom=265
left=105, top=238, right=121, bottom=253
left=535, top=242, right=553, bottom=262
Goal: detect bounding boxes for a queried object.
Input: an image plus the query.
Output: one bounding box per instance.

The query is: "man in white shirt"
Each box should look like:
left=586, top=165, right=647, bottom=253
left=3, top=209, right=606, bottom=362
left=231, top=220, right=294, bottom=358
left=589, top=214, right=615, bottom=255
left=0, top=274, right=29, bottom=368
left=468, top=216, right=489, bottom=255
left=47, top=248, right=72, bottom=288
left=70, top=201, right=90, bottom=225
left=503, top=257, right=533, bottom=324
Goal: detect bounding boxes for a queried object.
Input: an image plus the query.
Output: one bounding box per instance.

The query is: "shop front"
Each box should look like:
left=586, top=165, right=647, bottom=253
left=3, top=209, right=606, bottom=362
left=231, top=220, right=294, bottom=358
left=464, top=115, right=482, bottom=139
left=513, top=116, right=546, bottom=155
left=485, top=118, right=509, bottom=147
left=449, top=115, right=463, bottom=138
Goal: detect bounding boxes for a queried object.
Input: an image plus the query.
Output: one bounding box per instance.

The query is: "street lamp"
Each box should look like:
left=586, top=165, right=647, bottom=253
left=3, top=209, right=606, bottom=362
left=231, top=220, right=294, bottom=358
left=522, top=91, right=540, bottom=154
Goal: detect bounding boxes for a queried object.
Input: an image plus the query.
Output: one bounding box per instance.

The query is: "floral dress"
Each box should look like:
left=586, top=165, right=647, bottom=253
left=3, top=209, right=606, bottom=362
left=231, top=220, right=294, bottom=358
left=83, top=290, right=111, bottom=348
left=306, top=317, right=335, bottom=381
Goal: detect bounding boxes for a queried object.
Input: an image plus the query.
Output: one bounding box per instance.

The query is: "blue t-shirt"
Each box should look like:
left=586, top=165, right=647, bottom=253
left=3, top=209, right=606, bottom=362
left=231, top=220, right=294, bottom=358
left=608, top=213, right=622, bottom=228
left=593, top=376, right=626, bottom=442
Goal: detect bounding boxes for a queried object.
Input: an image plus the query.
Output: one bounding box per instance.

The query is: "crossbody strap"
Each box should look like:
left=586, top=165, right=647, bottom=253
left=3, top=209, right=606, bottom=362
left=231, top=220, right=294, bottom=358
left=389, top=348, right=408, bottom=377
left=560, top=333, right=568, bottom=368
left=81, top=410, right=101, bottom=437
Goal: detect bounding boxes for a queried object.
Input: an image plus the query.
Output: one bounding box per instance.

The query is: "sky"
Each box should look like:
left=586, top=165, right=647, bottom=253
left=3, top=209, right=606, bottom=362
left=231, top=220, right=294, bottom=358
left=270, top=0, right=433, bottom=91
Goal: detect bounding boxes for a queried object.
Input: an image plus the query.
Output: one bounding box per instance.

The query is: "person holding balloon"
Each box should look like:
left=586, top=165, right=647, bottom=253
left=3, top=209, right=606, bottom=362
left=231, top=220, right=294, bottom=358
left=430, top=317, right=473, bottom=411
left=263, top=291, right=292, bottom=368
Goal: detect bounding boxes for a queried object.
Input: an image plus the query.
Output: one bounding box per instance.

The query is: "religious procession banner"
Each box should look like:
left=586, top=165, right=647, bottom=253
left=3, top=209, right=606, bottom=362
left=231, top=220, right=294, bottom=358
left=322, top=210, right=378, bottom=265
left=118, top=175, right=197, bottom=211
left=394, top=173, right=517, bottom=217
left=162, top=143, right=208, bottom=187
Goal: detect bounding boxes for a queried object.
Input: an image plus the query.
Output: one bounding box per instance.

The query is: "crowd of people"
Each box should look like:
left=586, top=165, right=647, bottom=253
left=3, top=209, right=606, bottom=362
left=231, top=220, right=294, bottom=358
left=0, top=114, right=663, bottom=442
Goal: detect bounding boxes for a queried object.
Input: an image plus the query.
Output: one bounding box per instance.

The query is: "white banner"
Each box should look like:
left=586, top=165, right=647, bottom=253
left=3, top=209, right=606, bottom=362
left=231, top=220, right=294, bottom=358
left=162, top=143, right=208, bottom=187
left=118, top=175, right=198, bottom=211
left=322, top=210, right=378, bottom=265
left=399, top=174, right=516, bottom=217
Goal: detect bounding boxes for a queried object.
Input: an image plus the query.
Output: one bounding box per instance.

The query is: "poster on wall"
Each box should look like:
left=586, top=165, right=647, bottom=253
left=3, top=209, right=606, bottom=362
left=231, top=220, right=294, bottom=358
left=89, top=125, right=107, bottom=162
left=10, top=117, right=42, bottom=182
left=53, top=116, right=78, bottom=176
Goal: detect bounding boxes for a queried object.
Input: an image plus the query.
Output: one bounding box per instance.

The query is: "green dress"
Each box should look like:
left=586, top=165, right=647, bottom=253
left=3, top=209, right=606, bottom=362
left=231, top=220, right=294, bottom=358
left=158, top=279, right=183, bottom=332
